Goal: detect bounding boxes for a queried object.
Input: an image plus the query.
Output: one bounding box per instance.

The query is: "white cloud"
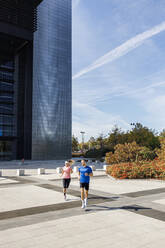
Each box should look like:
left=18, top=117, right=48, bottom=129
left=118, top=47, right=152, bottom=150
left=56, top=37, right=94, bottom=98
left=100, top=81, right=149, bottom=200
left=72, top=101, right=130, bottom=141
left=73, top=21, right=165, bottom=80
left=92, top=80, right=165, bottom=104
left=72, top=1, right=165, bottom=137
left=138, top=94, right=165, bottom=131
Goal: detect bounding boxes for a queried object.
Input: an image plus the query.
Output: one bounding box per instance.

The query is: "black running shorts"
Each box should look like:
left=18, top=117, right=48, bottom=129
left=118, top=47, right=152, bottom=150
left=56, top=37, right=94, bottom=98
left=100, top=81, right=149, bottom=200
left=80, top=182, right=89, bottom=191
left=63, top=178, right=71, bottom=189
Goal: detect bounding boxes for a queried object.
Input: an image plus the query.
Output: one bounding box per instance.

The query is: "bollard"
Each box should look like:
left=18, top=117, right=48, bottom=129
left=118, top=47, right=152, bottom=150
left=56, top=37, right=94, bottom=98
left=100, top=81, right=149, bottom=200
left=90, top=165, right=96, bottom=171
left=73, top=166, right=79, bottom=173
left=56, top=167, right=62, bottom=174
left=38, top=168, right=45, bottom=175
left=103, top=165, right=108, bottom=171
left=0, top=171, right=2, bottom=177
left=17, top=169, right=25, bottom=176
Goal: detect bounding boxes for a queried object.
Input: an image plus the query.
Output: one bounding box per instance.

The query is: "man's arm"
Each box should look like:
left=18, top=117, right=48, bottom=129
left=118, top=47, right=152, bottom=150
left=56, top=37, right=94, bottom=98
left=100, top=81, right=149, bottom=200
left=78, top=171, right=80, bottom=180
left=89, top=167, right=93, bottom=176
left=85, top=168, right=93, bottom=177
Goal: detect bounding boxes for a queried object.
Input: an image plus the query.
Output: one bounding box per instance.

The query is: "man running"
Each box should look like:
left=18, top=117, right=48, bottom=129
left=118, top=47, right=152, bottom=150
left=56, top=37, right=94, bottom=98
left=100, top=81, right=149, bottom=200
left=78, top=160, right=93, bottom=209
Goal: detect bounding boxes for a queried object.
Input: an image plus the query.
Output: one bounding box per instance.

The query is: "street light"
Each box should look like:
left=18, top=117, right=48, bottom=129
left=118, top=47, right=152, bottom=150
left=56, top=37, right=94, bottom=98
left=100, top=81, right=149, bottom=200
left=80, top=131, right=85, bottom=152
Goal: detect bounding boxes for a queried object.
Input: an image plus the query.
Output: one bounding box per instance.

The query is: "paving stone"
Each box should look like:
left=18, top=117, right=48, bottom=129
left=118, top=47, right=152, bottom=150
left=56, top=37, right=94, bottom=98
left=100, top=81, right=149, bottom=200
left=1, top=175, right=165, bottom=248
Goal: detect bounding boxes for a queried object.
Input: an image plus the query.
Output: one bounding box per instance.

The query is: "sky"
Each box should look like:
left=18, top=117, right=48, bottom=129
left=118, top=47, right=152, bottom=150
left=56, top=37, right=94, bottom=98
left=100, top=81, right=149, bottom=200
left=72, top=0, right=165, bottom=142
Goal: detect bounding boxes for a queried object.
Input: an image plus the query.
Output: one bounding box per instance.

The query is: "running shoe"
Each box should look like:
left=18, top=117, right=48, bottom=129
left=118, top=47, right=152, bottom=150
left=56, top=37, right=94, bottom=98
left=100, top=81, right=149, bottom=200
left=84, top=198, right=88, bottom=207
left=81, top=201, right=85, bottom=209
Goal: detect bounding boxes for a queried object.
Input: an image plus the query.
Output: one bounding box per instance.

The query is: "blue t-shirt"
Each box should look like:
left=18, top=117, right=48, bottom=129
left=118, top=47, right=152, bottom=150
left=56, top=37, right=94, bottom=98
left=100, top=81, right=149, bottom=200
left=79, top=166, right=92, bottom=183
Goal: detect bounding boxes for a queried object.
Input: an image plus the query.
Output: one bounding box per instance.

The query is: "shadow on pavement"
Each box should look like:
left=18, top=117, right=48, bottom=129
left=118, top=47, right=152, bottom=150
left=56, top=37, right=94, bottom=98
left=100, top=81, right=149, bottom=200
left=85, top=204, right=151, bottom=212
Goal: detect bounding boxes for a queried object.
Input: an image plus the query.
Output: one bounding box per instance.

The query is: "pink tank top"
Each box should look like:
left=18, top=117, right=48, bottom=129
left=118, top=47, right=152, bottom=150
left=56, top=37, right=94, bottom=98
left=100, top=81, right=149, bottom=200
left=63, top=166, right=71, bottom=179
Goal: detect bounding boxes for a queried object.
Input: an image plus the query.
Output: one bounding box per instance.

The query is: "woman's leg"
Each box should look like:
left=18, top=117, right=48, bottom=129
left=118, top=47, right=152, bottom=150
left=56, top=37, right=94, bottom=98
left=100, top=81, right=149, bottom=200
left=63, top=179, right=67, bottom=199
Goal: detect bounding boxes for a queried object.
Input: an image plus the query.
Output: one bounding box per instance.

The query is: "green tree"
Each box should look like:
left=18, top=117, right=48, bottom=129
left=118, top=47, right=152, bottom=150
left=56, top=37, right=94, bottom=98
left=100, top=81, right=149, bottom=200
left=79, top=142, right=89, bottom=151
left=129, top=123, right=160, bottom=150
left=72, top=135, right=79, bottom=152
left=106, top=126, right=128, bottom=152
left=160, top=129, right=165, bottom=138
left=96, top=134, right=106, bottom=149
left=88, top=137, right=96, bottom=149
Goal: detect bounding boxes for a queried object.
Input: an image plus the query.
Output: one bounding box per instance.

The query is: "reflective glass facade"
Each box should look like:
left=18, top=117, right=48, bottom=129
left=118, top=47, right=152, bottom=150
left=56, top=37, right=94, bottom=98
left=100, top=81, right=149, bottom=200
left=0, top=55, right=15, bottom=160
left=0, top=57, right=14, bottom=137
left=32, top=0, right=72, bottom=159
left=0, top=0, right=41, bottom=160
left=0, top=0, right=41, bottom=32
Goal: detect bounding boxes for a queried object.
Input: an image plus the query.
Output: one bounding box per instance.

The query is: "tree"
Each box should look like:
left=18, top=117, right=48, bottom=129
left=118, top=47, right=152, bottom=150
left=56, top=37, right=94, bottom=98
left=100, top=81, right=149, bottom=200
left=106, top=126, right=128, bottom=152
left=72, top=135, right=79, bottom=152
left=156, top=137, right=165, bottom=161
left=128, top=123, right=160, bottom=150
left=96, top=134, right=106, bottom=149
left=79, top=142, right=89, bottom=151
left=160, top=129, right=165, bottom=138
left=83, top=123, right=160, bottom=159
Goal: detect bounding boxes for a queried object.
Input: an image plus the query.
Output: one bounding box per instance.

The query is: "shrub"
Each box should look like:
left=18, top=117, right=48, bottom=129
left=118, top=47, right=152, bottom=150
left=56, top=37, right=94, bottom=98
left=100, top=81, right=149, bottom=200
left=106, top=160, right=165, bottom=180
left=85, top=148, right=109, bottom=158
left=138, top=147, right=156, bottom=161
left=105, top=142, right=155, bottom=164
left=156, top=138, right=165, bottom=161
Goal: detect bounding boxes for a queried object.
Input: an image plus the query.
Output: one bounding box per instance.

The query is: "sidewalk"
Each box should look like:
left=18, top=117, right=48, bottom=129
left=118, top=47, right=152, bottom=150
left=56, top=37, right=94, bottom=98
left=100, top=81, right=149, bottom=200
left=0, top=171, right=165, bottom=247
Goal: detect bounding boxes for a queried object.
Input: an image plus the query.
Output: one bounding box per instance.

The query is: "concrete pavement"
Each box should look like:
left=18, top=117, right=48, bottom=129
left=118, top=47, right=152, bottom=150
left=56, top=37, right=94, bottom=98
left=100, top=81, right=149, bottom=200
left=1, top=170, right=165, bottom=247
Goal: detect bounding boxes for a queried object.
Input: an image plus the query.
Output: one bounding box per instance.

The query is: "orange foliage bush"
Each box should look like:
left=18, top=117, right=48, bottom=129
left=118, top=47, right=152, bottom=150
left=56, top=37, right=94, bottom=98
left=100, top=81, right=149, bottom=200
left=105, top=142, right=155, bottom=164
left=106, top=160, right=165, bottom=180
left=156, top=138, right=165, bottom=161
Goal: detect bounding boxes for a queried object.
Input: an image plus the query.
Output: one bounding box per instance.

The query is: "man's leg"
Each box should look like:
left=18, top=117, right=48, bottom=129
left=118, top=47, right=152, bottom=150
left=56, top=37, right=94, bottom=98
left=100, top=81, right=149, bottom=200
left=81, top=187, right=84, bottom=200
left=85, top=189, right=88, bottom=199
left=84, top=184, right=89, bottom=207
left=81, top=186, right=85, bottom=208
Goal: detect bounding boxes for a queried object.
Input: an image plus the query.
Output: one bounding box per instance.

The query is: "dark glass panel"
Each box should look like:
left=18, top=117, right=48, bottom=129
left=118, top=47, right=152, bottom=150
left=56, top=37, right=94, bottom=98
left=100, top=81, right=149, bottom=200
left=0, top=54, right=15, bottom=138
left=0, top=140, right=12, bottom=160
left=32, top=0, right=72, bottom=160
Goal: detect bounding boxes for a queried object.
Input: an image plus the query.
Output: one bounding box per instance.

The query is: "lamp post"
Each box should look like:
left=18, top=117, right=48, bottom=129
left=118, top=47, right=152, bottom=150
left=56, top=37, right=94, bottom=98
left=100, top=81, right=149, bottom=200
left=80, top=131, right=85, bottom=153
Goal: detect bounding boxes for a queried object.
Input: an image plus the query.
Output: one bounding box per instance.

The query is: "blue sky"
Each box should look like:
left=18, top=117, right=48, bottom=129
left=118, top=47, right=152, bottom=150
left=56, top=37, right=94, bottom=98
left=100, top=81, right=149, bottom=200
left=72, top=0, right=165, bottom=141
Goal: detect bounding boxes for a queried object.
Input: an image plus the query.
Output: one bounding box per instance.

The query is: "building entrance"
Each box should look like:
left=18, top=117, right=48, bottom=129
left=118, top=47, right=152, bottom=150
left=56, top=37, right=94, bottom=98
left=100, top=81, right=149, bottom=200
left=0, top=140, right=12, bottom=161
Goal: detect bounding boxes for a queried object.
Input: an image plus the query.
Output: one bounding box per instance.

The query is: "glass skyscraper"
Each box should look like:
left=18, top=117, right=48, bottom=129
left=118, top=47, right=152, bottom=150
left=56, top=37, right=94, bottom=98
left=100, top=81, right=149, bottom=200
left=32, top=0, right=72, bottom=160
left=0, top=0, right=41, bottom=160
left=0, top=0, right=72, bottom=160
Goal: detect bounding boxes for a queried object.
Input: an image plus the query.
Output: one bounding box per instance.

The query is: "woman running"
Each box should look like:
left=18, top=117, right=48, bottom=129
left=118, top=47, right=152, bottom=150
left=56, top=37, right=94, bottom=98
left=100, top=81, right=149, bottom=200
left=62, top=161, right=73, bottom=200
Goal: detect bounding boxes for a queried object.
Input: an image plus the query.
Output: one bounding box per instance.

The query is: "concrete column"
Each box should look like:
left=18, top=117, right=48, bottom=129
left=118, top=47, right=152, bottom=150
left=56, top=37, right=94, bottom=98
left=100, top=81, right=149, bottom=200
left=90, top=165, right=96, bottom=171
left=38, top=168, right=45, bottom=175
left=17, top=169, right=25, bottom=176
left=73, top=166, right=79, bottom=173
left=56, top=167, right=62, bottom=174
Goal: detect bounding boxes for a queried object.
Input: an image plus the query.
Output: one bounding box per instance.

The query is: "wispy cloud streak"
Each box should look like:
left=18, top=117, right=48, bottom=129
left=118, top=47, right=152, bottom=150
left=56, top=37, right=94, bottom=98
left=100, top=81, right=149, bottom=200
left=81, top=80, right=165, bottom=106
left=94, top=80, right=165, bottom=103
left=73, top=21, right=165, bottom=80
